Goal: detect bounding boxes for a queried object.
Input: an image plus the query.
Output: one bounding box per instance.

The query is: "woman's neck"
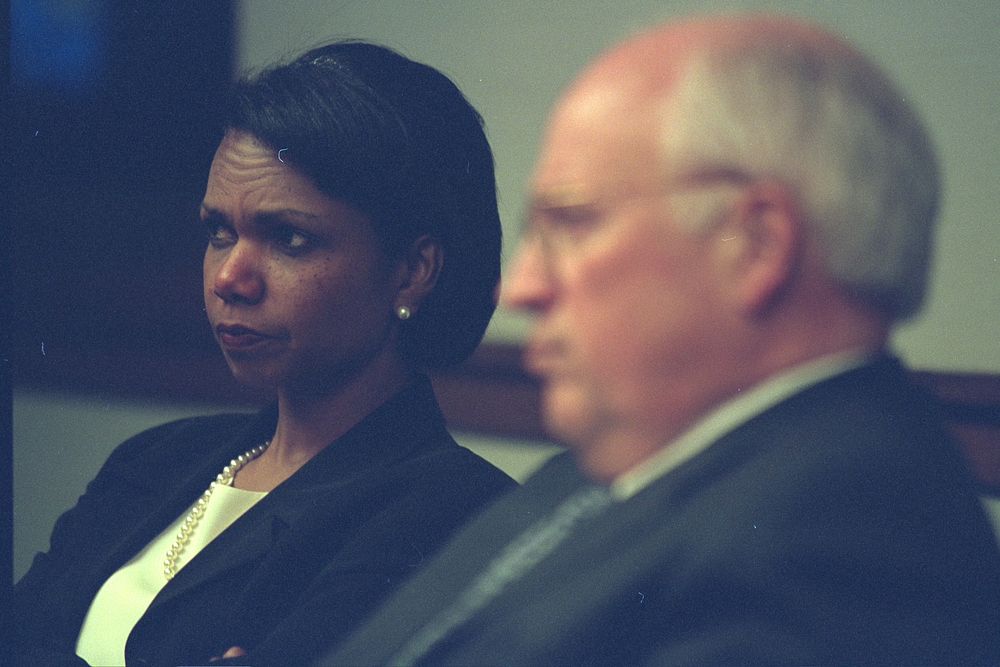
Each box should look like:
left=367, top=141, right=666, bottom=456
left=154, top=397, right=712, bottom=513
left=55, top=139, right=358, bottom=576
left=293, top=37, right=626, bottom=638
left=234, top=360, right=414, bottom=491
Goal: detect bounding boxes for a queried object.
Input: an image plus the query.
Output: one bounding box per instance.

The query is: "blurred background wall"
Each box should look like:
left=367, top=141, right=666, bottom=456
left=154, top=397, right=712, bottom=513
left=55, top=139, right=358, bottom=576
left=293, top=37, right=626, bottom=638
left=12, top=0, right=1000, bottom=580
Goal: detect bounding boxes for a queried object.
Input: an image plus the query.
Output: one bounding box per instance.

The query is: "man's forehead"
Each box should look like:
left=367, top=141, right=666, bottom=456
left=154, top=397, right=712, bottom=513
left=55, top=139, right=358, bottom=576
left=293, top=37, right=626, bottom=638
left=555, top=72, right=655, bottom=130
left=531, top=104, right=666, bottom=208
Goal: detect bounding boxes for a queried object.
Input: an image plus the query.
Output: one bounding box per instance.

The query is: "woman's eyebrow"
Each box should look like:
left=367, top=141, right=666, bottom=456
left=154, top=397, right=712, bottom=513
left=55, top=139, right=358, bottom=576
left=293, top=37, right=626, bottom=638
left=254, top=209, right=325, bottom=224
left=197, top=205, right=324, bottom=224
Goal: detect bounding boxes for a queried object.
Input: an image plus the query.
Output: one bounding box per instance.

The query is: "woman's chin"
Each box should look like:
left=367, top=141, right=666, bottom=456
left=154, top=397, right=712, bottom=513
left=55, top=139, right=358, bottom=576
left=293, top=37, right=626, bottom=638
left=223, top=359, right=282, bottom=392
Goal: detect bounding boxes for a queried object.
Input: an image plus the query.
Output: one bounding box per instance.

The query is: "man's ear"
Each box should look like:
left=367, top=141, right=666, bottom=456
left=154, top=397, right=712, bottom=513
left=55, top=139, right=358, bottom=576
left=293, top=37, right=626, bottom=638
left=395, top=235, right=444, bottom=315
left=716, top=182, right=802, bottom=317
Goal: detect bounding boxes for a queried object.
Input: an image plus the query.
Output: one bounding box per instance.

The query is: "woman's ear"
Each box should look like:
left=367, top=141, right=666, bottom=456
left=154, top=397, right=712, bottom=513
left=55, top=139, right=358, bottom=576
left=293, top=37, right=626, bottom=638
left=394, top=235, right=444, bottom=316
left=718, top=181, right=803, bottom=317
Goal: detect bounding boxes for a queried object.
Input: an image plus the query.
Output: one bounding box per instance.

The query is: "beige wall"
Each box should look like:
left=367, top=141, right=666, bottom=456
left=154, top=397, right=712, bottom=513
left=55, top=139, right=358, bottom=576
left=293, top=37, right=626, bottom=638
left=238, top=0, right=1000, bottom=373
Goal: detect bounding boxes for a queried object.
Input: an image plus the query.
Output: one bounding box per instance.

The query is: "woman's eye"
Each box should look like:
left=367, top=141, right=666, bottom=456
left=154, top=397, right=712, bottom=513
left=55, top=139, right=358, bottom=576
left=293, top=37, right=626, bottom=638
left=273, top=227, right=313, bottom=254
left=204, top=220, right=236, bottom=248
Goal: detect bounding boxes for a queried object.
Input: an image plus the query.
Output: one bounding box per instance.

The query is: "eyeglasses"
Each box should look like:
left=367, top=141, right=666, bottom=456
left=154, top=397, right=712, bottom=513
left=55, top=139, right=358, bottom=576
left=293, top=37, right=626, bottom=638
left=523, top=168, right=754, bottom=260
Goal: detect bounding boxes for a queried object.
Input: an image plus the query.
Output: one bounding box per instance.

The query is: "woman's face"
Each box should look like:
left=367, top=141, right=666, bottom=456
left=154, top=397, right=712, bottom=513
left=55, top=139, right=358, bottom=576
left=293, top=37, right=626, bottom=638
left=201, top=131, right=404, bottom=393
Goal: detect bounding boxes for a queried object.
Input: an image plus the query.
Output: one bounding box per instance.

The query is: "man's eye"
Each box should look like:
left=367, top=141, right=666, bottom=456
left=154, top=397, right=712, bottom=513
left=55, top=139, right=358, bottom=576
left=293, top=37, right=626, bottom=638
left=534, top=206, right=601, bottom=245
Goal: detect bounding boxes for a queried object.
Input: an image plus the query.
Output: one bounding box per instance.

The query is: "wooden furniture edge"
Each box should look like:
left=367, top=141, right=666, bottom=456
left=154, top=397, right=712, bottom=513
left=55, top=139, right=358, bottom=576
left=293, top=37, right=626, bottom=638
left=13, top=343, right=1000, bottom=489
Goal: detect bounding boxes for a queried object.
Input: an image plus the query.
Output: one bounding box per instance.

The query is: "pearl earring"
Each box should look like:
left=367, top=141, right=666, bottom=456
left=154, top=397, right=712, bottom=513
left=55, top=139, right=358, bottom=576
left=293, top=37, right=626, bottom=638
left=396, top=306, right=411, bottom=321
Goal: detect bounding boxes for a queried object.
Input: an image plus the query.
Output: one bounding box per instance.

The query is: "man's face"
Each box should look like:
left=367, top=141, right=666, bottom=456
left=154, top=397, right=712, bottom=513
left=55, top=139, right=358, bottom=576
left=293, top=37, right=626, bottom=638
left=503, top=79, right=738, bottom=476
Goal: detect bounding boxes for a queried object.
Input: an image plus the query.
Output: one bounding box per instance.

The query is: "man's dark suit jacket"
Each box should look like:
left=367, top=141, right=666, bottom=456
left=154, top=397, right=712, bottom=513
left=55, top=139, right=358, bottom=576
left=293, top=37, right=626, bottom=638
left=13, top=377, right=516, bottom=667
left=324, top=358, right=1000, bottom=666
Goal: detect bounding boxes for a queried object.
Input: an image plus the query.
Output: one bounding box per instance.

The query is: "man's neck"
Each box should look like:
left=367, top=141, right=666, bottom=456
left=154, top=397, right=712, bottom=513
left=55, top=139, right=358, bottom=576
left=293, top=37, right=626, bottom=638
left=608, top=347, right=880, bottom=499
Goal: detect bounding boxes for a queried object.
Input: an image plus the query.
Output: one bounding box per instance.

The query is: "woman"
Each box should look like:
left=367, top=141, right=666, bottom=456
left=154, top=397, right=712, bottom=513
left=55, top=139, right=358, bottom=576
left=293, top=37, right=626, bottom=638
left=14, top=42, right=516, bottom=666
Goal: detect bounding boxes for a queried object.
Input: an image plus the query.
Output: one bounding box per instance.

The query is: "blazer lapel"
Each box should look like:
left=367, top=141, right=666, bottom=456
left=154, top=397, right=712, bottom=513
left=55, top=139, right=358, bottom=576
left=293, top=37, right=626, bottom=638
left=93, top=409, right=278, bottom=605
left=145, top=503, right=291, bottom=611
left=140, top=376, right=449, bottom=620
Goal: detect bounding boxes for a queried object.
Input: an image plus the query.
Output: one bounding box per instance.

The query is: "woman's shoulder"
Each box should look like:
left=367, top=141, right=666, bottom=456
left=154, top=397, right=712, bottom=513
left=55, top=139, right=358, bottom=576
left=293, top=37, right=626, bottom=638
left=386, top=432, right=519, bottom=502
left=346, top=377, right=517, bottom=492
left=323, top=435, right=517, bottom=566
left=96, top=411, right=261, bottom=477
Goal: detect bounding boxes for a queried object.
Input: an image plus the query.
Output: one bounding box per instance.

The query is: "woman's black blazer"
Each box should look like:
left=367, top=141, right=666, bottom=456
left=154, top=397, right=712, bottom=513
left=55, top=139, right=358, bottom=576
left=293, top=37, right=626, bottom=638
left=14, top=376, right=517, bottom=666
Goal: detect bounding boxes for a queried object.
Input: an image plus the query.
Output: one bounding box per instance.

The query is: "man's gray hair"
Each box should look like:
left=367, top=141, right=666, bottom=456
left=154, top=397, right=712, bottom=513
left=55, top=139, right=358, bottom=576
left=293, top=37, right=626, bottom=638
left=661, top=32, right=940, bottom=320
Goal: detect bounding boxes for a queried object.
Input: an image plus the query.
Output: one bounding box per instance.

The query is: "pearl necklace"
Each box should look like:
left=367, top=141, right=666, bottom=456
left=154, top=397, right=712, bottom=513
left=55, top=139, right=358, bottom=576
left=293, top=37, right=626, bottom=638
left=163, top=441, right=270, bottom=581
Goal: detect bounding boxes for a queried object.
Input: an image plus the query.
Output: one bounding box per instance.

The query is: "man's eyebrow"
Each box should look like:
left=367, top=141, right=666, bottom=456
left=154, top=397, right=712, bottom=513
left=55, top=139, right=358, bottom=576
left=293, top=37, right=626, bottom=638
left=671, top=167, right=753, bottom=187
left=530, top=186, right=597, bottom=212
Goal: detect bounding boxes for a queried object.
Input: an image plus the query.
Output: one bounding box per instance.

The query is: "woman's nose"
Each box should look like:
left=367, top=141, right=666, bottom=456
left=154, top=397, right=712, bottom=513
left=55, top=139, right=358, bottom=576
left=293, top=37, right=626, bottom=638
left=210, top=243, right=265, bottom=305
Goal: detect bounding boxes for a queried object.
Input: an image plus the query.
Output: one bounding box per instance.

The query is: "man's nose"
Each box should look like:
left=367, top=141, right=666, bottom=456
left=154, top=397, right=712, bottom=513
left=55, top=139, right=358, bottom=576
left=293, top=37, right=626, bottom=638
left=500, top=235, right=555, bottom=313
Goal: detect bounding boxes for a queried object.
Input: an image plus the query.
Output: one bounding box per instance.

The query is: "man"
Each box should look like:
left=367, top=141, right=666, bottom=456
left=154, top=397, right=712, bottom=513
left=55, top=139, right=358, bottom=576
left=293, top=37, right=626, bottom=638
left=318, top=14, right=1000, bottom=666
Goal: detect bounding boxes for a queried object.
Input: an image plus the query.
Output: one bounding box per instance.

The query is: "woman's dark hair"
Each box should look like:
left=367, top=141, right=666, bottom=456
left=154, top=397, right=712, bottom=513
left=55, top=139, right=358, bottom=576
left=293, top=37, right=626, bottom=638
left=223, top=41, right=502, bottom=368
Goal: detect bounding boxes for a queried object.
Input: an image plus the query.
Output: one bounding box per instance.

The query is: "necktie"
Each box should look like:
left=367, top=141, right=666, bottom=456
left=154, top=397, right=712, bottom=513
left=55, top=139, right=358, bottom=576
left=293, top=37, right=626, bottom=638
left=388, top=484, right=614, bottom=666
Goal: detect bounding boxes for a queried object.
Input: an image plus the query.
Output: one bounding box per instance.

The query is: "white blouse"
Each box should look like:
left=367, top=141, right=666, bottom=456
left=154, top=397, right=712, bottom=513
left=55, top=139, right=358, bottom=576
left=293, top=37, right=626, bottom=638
left=75, top=484, right=267, bottom=666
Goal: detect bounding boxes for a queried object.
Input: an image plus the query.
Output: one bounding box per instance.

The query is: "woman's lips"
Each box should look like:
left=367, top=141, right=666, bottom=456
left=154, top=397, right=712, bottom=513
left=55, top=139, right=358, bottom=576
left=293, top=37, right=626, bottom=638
left=215, top=324, right=276, bottom=350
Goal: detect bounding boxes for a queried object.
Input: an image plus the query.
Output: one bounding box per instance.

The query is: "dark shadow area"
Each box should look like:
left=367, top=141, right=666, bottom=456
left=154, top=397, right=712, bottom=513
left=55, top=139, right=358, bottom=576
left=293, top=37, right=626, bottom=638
left=10, top=1, right=235, bottom=380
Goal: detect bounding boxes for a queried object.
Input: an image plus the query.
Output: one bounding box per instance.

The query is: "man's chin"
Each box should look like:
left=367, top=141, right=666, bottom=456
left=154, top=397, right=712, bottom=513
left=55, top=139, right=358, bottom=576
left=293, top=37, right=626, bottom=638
left=541, top=384, right=598, bottom=446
